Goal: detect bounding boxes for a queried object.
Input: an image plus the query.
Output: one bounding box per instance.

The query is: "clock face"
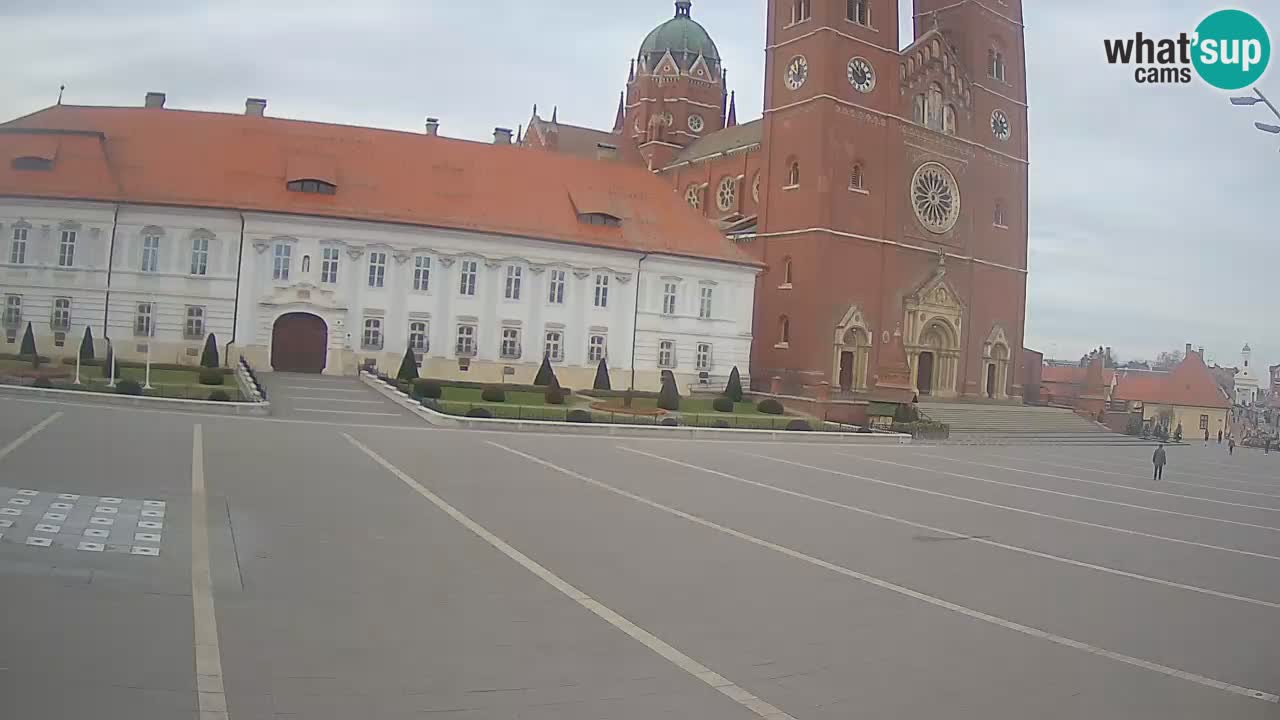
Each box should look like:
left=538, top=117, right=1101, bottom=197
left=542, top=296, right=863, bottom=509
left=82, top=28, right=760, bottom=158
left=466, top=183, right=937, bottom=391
left=784, top=55, right=809, bottom=90
left=991, top=109, right=1011, bottom=141
left=688, top=114, right=704, bottom=133
left=847, top=57, right=875, bottom=93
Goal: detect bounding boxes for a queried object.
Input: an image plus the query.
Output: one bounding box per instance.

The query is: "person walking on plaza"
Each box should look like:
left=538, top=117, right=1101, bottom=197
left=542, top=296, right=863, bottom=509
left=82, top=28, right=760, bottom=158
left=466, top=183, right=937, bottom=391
left=1266, top=436, right=1272, bottom=455
left=1218, top=429, right=1224, bottom=444
left=1228, top=436, right=1236, bottom=456
left=1152, top=444, right=1167, bottom=480
left=1204, top=429, right=1210, bottom=446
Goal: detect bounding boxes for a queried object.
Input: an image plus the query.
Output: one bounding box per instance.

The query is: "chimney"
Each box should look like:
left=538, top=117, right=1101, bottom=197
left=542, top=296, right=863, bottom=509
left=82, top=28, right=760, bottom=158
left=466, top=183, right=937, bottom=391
left=596, top=142, right=618, bottom=161
left=493, top=127, right=513, bottom=145
left=424, top=117, right=440, bottom=136
left=245, top=98, right=267, bottom=117
left=1198, top=347, right=1204, bottom=357
left=144, top=92, right=166, bottom=109
left=1185, top=343, right=1193, bottom=357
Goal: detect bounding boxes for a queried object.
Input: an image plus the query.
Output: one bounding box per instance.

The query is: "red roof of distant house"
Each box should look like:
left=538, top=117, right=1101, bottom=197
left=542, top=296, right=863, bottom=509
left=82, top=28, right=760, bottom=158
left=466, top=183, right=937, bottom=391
left=0, top=104, right=754, bottom=266
left=1040, top=366, right=1116, bottom=385
left=1113, top=353, right=1229, bottom=409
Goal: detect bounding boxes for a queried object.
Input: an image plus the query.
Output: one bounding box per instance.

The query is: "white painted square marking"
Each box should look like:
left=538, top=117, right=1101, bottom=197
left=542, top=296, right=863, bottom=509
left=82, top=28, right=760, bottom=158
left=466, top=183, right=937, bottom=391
left=133, top=532, right=161, bottom=543
left=94, top=506, right=118, bottom=515
left=99, top=497, right=123, bottom=504
left=141, top=510, right=164, bottom=518
left=56, top=493, right=80, bottom=500
left=137, top=520, right=163, bottom=530
left=42, top=512, right=67, bottom=522
left=130, top=546, right=160, bottom=556
left=89, top=517, right=114, bottom=526
left=7, top=498, right=30, bottom=506
left=50, top=502, right=72, bottom=510
left=0, top=519, right=11, bottom=528
left=77, top=542, right=105, bottom=552
left=25, top=537, right=52, bottom=547
left=0, top=508, right=21, bottom=516
left=83, top=528, right=109, bottom=538
left=34, top=524, right=61, bottom=534
left=16, top=489, right=38, bottom=496
left=143, top=500, right=166, bottom=508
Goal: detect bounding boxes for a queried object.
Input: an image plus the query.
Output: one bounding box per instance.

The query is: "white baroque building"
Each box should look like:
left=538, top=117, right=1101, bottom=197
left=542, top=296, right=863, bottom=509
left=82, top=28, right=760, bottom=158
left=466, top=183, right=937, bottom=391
left=1234, top=343, right=1261, bottom=406
left=0, top=96, right=757, bottom=391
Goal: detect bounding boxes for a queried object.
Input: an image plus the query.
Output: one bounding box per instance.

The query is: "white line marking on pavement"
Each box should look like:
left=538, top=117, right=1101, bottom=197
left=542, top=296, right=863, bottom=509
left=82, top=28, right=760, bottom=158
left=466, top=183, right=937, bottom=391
left=751, top=454, right=1280, bottom=562
left=620, top=447, right=1280, bottom=610
left=836, top=452, right=1280, bottom=534
left=1028, top=451, right=1280, bottom=491
left=494, top=442, right=1279, bottom=705
left=293, top=408, right=401, bottom=416
left=280, top=386, right=367, bottom=392
left=919, top=453, right=1280, bottom=512
left=287, top=397, right=386, bottom=404
left=980, top=452, right=1280, bottom=500
left=191, top=425, right=229, bottom=720
left=343, top=434, right=798, bottom=720
left=0, top=412, right=62, bottom=461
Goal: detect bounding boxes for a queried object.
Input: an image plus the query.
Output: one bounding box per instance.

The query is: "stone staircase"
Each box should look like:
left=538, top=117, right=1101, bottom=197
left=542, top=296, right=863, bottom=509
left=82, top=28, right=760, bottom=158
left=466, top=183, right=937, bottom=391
left=918, top=401, right=1153, bottom=445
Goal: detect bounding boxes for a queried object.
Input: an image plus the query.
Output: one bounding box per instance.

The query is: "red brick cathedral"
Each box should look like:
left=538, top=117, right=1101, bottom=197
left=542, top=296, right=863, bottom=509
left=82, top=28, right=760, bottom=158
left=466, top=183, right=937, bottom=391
left=523, top=0, right=1028, bottom=401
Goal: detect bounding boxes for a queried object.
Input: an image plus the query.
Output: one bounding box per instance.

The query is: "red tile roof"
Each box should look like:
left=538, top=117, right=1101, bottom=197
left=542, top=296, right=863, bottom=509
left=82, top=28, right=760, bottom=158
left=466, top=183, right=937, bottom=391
left=0, top=104, right=754, bottom=266
left=1113, top=353, right=1229, bottom=409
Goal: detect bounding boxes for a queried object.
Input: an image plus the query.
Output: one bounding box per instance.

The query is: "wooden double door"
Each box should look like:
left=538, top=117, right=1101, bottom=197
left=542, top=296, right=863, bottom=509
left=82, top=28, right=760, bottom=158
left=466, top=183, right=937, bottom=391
left=271, top=313, right=328, bottom=373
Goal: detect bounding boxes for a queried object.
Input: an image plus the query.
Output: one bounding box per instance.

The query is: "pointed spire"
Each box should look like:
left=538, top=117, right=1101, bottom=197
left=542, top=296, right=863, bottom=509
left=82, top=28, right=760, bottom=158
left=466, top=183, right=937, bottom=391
left=726, top=91, right=737, bottom=127
left=551, top=106, right=558, bottom=124
left=613, top=92, right=625, bottom=132
left=532, top=103, right=538, bottom=120
left=628, top=59, right=636, bottom=82
left=516, top=124, right=523, bottom=143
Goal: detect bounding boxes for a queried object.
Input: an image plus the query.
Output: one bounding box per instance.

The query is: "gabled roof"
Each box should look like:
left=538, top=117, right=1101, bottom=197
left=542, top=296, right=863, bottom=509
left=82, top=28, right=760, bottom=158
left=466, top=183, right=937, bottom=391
left=522, top=114, right=640, bottom=163
left=665, top=119, right=761, bottom=168
left=0, top=104, right=754, bottom=266
left=1113, top=353, right=1230, bottom=409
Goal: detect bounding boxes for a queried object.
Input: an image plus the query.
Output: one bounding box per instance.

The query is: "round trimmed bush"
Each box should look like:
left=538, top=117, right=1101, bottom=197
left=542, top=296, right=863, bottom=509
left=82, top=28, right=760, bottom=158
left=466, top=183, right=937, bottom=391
left=33, top=377, right=54, bottom=389
left=712, top=419, right=731, bottom=429
left=419, top=397, right=439, bottom=411
left=480, top=386, right=507, bottom=403
left=208, top=390, right=231, bottom=402
left=116, top=379, right=143, bottom=396
left=712, top=397, right=735, bottom=413
left=198, top=369, right=224, bottom=386
left=413, top=379, right=443, bottom=399
left=466, top=407, right=493, bottom=419
left=545, top=387, right=566, bottom=405
left=660, top=417, right=679, bottom=427
left=757, top=398, right=785, bottom=415
left=785, top=419, right=813, bottom=431
left=566, top=409, right=592, bottom=423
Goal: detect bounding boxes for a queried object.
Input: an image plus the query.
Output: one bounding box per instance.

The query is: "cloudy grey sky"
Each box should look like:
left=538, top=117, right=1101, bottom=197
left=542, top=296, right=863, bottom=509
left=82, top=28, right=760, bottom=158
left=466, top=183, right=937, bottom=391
left=3, top=0, right=1276, bottom=374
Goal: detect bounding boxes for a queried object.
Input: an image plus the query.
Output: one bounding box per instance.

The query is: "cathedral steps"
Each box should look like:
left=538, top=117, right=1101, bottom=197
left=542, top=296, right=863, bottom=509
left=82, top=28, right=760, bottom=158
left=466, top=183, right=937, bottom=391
left=918, top=401, right=1151, bottom=445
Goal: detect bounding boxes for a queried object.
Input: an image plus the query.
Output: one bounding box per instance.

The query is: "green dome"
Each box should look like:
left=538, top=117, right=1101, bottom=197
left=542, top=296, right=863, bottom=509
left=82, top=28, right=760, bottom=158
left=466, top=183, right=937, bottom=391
left=639, top=1, right=721, bottom=74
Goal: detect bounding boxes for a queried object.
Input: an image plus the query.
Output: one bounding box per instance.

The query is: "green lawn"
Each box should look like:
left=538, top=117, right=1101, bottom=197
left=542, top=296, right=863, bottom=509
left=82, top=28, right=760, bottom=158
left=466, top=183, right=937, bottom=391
left=590, top=396, right=767, bottom=415
left=440, top=386, right=555, bottom=406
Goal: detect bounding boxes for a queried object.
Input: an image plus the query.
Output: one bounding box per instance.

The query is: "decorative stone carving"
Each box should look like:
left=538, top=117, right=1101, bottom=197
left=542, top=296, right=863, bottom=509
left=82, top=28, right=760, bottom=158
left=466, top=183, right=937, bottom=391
left=346, top=246, right=366, bottom=260
left=253, top=241, right=271, bottom=254
left=393, top=251, right=411, bottom=265
left=437, top=256, right=456, bottom=268
left=614, top=273, right=633, bottom=283
left=573, top=270, right=591, bottom=280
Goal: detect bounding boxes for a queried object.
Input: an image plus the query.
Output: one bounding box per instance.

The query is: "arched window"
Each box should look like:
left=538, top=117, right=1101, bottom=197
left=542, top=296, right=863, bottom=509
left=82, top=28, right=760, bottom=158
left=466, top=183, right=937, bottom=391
left=942, top=105, right=957, bottom=136
left=791, top=0, right=811, bottom=24
left=782, top=257, right=794, bottom=286
left=779, top=315, right=791, bottom=345
left=849, top=163, right=864, bottom=190
left=912, top=95, right=926, bottom=124
left=786, top=160, right=800, bottom=188
left=926, top=83, right=944, bottom=130
left=988, top=47, right=1006, bottom=82
left=847, top=0, right=869, bottom=26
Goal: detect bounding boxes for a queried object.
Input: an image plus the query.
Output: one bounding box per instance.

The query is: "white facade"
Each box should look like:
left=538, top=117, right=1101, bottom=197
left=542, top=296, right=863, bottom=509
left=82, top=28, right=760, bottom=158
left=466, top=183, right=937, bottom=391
left=1234, top=344, right=1261, bottom=406
left=1, top=198, right=756, bottom=390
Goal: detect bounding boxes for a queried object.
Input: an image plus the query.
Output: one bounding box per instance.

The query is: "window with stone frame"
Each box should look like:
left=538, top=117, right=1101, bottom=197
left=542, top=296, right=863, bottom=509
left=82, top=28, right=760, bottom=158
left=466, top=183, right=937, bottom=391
left=408, top=321, right=429, bottom=353
left=500, top=327, right=521, bottom=359
left=544, top=330, right=564, bottom=362
left=658, top=339, right=676, bottom=368
left=51, top=298, right=71, bottom=332
left=184, top=306, right=205, bottom=339
left=588, top=334, right=607, bottom=363
left=362, top=317, right=383, bottom=349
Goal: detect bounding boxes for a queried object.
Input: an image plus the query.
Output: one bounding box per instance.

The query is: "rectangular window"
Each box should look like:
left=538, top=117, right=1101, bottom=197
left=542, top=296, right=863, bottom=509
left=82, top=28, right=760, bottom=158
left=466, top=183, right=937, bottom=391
left=368, top=252, right=387, bottom=288
left=456, top=324, right=477, bottom=356
left=362, top=318, right=383, bottom=349
left=696, top=342, right=712, bottom=371
left=790, top=0, right=811, bottom=24
left=662, top=282, right=678, bottom=315
left=1200, top=414, right=1209, bottom=431
left=594, top=274, right=609, bottom=308
left=58, top=230, right=76, bottom=267
left=9, top=227, right=26, bottom=264
left=847, top=0, right=868, bottom=25
left=413, top=256, right=431, bottom=292
left=588, top=334, right=607, bottom=363
left=134, top=302, right=154, bottom=337
left=658, top=339, right=676, bottom=368
left=185, top=306, right=205, bottom=339
left=51, top=298, right=71, bottom=332
left=505, top=265, right=522, bottom=300
left=408, top=321, right=429, bottom=353
left=3, top=295, right=20, bottom=328
left=500, top=327, right=521, bottom=359
left=544, top=330, right=564, bottom=362
left=272, top=243, right=291, bottom=281
left=459, top=260, right=478, bottom=296
left=699, top=286, right=713, bottom=319
left=548, top=269, right=566, bottom=304
left=321, top=247, right=340, bottom=284
left=190, top=237, right=209, bottom=276
left=141, top=234, right=160, bottom=272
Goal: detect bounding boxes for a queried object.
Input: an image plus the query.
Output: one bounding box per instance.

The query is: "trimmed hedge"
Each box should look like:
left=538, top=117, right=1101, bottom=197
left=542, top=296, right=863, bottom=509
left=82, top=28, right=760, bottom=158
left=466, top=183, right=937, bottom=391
left=466, top=407, right=493, bottom=419
left=577, top=389, right=660, bottom=400
left=0, top=352, right=52, bottom=363
left=660, top=417, right=679, bottom=427
left=712, top=397, right=734, bottom=413
left=785, top=420, right=813, bottom=431
left=545, top=387, right=566, bottom=405
left=198, top=369, right=224, bottom=386
left=412, top=379, right=443, bottom=399
left=757, top=398, right=785, bottom=415
left=891, top=421, right=950, bottom=439
left=116, top=379, right=143, bottom=396
left=208, top=390, right=231, bottom=402
left=412, top=379, right=573, bottom=394
left=480, top=386, right=507, bottom=403
left=712, top=419, right=731, bottom=429
left=567, top=409, right=593, bottom=423
left=60, top=358, right=233, bottom=374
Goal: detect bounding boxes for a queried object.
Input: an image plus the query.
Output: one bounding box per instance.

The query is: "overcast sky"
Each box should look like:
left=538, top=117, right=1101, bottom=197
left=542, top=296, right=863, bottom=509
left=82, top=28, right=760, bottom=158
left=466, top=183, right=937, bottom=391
left=3, top=1, right=1276, bottom=374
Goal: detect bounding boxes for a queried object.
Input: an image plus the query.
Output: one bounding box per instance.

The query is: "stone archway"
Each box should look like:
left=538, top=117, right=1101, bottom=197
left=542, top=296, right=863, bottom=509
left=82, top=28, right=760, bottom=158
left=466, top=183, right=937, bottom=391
left=271, top=312, right=328, bottom=373
left=982, top=325, right=1012, bottom=400
left=903, top=254, right=964, bottom=399
left=913, top=319, right=959, bottom=397
left=832, top=305, right=871, bottom=393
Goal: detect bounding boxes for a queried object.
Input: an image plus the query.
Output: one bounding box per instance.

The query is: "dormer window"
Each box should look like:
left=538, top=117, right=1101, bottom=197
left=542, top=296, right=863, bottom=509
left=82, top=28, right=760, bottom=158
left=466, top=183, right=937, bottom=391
left=12, top=156, right=52, bottom=171
left=286, top=179, right=336, bottom=195
left=579, top=212, right=621, bottom=227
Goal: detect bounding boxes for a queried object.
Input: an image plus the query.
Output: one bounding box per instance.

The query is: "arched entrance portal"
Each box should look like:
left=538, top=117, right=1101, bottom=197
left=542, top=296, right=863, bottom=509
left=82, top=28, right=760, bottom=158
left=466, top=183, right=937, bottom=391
left=272, top=313, right=328, bottom=373
left=917, top=352, right=936, bottom=396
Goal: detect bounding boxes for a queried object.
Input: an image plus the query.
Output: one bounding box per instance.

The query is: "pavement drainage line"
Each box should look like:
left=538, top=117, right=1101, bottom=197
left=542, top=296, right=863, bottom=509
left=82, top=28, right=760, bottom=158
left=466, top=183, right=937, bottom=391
left=618, top=448, right=1280, bottom=611
left=835, top=452, right=1280, bottom=534
left=190, top=425, right=229, bottom=720
left=342, top=434, right=798, bottom=720
left=750, top=455, right=1280, bottom=563
left=0, top=412, right=62, bottom=461
left=974, top=452, right=1280, bottom=501
left=932, top=453, right=1280, bottom=512
left=492, top=442, right=1279, bottom=705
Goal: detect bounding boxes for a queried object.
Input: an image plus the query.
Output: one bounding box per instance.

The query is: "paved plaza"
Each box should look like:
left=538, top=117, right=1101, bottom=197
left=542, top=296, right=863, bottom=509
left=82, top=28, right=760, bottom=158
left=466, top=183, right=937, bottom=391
left=0, top=377, right=1278, bottom=719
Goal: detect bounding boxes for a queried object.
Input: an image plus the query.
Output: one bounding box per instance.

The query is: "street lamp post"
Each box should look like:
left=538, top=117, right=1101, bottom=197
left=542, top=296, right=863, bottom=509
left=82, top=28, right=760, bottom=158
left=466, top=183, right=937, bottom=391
left=1229, top=88, right=1280, bottom=141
